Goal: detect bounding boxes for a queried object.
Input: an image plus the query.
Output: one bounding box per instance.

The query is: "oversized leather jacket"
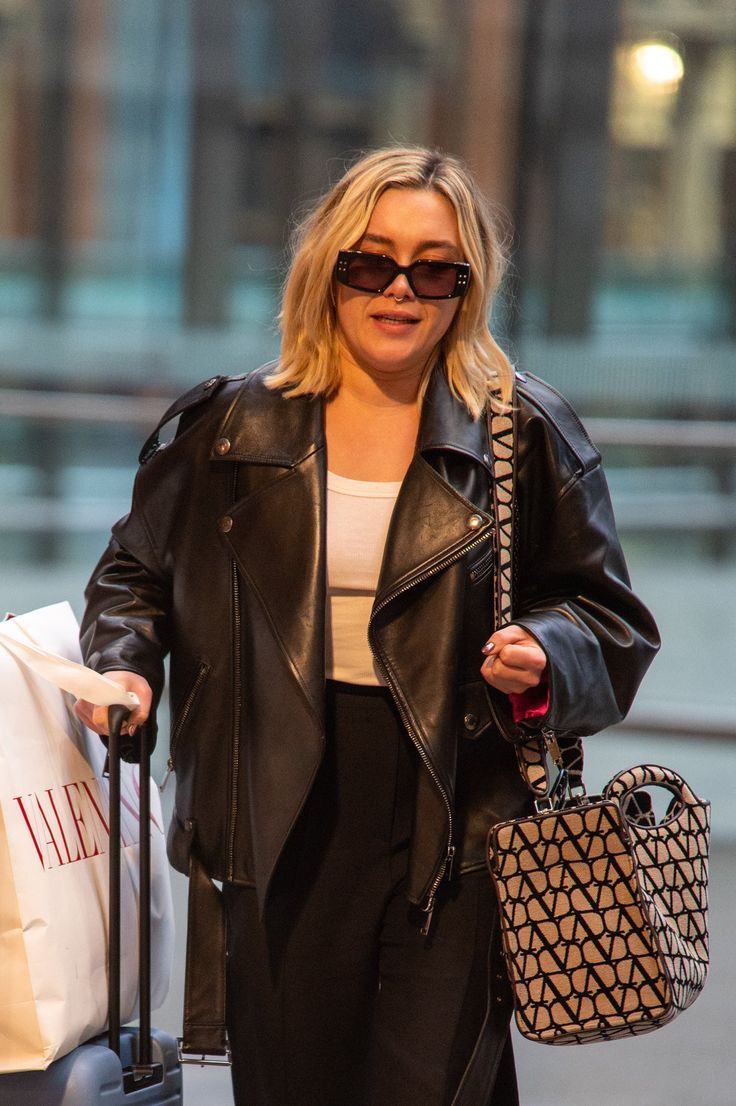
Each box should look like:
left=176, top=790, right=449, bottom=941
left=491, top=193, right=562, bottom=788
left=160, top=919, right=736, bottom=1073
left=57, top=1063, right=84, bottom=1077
left=80, top=364, right=660, bottom=919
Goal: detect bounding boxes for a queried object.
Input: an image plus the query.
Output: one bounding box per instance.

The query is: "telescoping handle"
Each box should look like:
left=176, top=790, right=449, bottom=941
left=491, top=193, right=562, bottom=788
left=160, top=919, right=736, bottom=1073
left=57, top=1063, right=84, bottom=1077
left=105, top=704, right=162, bottom=1090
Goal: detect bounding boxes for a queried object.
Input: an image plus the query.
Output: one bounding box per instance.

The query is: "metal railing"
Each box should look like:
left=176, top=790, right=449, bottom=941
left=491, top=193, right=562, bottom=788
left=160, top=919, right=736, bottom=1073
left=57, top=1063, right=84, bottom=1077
left=0, top=388, right=166, bottom=426
left=585, top=416, right=736, bottom=452
left=613, top=705, right=734, bottom=743
left=2, top=388, right=736, bottom=443
left=3, top=386, right=735, bottom=532
left=1, top=386, right=735, bottom=743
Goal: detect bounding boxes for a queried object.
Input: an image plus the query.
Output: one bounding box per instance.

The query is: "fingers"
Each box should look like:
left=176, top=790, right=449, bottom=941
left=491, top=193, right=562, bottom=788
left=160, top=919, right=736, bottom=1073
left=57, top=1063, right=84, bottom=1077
left=73, top=698, right=105, bottom=734
left=480, top=625, right=547, bottom=695
left=73, top=698, right=136, bottom=738
left=73, top=671, right=153, bottom=737
left=482, top=624, right=537, bottom=653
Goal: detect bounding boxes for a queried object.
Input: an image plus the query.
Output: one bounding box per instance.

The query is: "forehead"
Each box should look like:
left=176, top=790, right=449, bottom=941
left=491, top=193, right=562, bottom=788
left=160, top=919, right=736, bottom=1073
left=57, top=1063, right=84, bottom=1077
left=362, top=187, right=461, bottom=250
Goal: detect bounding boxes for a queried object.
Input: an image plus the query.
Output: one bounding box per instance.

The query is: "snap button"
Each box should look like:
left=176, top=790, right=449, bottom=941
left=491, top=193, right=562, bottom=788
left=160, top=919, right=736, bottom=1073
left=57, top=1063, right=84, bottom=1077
left=464, top=713, right=479, bottom=732
left=215, top=437, right=231, bottom=456
left=467, top=513, right=483, bottom=530
left=220, top=515, right=233, bottom=533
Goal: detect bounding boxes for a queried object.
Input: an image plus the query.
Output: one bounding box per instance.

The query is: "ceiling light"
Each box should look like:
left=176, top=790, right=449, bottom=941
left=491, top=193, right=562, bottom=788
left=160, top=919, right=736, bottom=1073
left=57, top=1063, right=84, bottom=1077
left=630, top=41, right=685, bottom=88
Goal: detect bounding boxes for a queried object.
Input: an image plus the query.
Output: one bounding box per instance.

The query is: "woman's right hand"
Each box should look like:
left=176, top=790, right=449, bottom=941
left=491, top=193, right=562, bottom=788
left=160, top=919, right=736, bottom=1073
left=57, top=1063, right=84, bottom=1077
left=73, top=670, right=153, bottom=738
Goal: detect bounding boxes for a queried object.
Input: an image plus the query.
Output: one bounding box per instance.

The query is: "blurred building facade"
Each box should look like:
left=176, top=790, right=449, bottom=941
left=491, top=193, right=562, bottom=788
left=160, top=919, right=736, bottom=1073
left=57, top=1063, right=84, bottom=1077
left=1, top=1, right=735, bottom=370
left=0, top=0, right=734, bottom=742
left=2, top=2, right=734, bottom=353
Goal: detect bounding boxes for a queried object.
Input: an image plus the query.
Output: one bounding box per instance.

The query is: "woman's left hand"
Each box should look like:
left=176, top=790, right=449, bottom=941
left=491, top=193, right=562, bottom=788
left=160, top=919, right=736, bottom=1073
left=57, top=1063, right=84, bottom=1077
left=480, top=625, right=547, bottom=695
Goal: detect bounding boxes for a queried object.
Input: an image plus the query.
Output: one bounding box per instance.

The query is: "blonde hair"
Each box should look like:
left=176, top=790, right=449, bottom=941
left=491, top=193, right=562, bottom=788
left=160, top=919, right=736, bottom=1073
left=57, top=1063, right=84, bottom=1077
left=267, top=146, right=514, bottom=416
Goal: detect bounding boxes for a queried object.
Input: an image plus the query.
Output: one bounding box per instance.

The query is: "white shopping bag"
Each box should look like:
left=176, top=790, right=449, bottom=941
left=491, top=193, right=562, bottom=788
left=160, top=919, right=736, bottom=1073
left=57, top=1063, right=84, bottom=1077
left=0, top=602, right=174, bottom=1073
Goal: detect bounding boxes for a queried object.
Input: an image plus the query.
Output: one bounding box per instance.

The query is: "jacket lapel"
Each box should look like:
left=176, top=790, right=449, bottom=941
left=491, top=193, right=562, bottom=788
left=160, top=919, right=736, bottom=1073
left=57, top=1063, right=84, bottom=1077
left=211, top=367, right=493, bottom=755
left=213, top=375, right=327, bottom=729
left=376, top=367, right=494, bottom=603
left=370, top=372, right=494, bottom=797
left=375, top=453, right=492, bottom=606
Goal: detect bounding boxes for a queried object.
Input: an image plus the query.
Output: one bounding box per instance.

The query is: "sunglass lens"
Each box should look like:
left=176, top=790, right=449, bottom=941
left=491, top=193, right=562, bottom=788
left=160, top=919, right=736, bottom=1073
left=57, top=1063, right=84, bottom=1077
left=411, top=262, right=457, bottom=298
left=347, top=255, right=396, bottom=291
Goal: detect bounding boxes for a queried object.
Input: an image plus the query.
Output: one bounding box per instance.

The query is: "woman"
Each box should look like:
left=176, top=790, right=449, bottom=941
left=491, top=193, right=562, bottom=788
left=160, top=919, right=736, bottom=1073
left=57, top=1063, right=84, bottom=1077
left=75, top=147, right=659, bottom=1105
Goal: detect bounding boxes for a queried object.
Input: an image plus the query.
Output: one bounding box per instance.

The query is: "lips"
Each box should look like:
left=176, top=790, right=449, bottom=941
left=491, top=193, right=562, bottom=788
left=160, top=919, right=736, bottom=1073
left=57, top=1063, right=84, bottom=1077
left=371, top=312, right=419, bottom=324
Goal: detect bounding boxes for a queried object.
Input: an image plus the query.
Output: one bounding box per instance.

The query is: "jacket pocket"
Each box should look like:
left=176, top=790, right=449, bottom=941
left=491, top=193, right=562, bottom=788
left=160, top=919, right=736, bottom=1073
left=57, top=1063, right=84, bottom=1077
left=170, top=660, right=211, bottom=769
left=458, top=680, right=495, bottom=741
left=467, top=543, right=495, bottom=585
left=167, top=807, right=195, bottom=874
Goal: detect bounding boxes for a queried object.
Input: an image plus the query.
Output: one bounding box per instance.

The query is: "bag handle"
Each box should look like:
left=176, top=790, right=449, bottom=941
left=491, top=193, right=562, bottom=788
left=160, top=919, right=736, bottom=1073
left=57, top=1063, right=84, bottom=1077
left=604, top=763, right=704, bottom=809
left=487, top=380, right=584, bottom=799
left=106, top=704, right=162, bottom=1088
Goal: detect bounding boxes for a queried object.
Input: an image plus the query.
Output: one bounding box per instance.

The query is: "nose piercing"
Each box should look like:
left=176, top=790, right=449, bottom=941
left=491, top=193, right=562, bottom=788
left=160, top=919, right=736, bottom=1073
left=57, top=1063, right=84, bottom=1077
left=393, top=294, right=407, bottom=304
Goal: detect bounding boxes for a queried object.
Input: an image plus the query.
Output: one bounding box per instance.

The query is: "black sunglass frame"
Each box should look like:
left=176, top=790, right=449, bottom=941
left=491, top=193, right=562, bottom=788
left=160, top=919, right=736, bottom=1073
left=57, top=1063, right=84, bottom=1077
left=334, top=250, right=471, bottom=300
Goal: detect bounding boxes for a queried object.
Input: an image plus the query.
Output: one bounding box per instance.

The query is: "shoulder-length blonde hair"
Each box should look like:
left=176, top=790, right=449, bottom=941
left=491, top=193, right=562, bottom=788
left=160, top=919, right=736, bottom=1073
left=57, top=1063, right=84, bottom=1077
left=267, top=146, right=514, bottom=416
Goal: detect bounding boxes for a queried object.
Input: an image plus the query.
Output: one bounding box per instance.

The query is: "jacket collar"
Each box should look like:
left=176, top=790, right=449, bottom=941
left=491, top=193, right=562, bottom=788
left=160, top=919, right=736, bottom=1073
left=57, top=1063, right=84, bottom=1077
left=416, top=365, right=491, bottom=471
left=210, top=363, right=490, bottom=471
left=211, top=368, right=324, bottom=466
left=217, top=363, right=494, bottom=789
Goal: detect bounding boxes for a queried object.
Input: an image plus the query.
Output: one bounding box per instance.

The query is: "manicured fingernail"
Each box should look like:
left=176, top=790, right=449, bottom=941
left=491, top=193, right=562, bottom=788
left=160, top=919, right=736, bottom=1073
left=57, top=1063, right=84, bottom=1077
left=481, top=642, right=495, bottom=655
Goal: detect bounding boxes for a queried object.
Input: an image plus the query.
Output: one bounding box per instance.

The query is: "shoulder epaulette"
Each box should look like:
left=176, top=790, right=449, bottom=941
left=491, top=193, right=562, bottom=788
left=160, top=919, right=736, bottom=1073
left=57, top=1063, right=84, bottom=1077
left=138, top=375, right=232, bottom=464
left=516, top=371, right=600, bottom=474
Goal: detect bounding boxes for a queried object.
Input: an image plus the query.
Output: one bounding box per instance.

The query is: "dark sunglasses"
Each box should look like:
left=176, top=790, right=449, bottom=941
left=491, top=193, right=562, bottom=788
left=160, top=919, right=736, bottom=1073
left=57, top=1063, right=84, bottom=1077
left=335, top=250, right=471, bottom=300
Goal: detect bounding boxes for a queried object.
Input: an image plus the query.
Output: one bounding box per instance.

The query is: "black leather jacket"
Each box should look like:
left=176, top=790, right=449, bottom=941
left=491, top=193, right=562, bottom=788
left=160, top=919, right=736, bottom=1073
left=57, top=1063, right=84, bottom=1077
left=81, top=365, right=659, bottom=916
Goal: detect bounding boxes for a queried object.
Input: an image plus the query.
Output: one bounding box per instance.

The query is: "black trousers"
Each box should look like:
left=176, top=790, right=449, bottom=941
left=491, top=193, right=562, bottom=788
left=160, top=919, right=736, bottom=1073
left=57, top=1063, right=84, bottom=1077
left=223, top=681, right=518, bottom=1106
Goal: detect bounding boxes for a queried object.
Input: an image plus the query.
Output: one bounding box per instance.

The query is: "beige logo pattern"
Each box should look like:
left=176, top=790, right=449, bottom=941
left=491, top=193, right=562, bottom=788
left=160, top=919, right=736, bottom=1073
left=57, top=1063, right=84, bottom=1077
left=487, top=396, right=584, bottom=798
left=488, top=764, right=710, bottom=1044
left=489, top=408, right=514, bottom=632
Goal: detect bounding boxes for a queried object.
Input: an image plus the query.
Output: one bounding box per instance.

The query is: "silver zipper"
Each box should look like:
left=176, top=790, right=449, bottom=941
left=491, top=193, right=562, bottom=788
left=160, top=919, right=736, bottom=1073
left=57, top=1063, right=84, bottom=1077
left=160, top=661, right=211, bottom=791
left=368, top=526, right=492, bottom=932
left=227, top=557, right=243, bottom=881
left=468, top=543, right=495, bottom=583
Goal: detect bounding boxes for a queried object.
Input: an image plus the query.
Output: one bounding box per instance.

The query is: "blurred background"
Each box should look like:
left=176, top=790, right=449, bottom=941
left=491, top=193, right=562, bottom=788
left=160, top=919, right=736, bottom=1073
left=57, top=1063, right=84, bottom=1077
left=0, top=1, right=734, bottom=1103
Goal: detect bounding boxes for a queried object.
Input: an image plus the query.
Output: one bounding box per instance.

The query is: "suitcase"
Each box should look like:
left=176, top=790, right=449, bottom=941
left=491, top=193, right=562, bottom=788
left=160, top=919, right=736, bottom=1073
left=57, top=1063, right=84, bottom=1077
left=0, top=705, right=183, bottom=1105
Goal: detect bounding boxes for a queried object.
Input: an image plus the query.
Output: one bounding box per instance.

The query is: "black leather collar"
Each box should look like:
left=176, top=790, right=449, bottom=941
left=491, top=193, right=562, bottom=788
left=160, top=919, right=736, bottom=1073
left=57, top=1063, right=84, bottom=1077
left=210, top=368, right=324, bottom=466
left=416, top=365, right=491, bottom=471
left=211, top=363, right=491, bottom=470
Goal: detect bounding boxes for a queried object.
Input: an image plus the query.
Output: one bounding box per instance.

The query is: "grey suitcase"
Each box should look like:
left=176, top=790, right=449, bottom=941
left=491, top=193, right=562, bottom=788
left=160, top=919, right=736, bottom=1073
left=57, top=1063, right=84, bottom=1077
left=0, top=706, right=183, bottom=1105
left=0, top=1029, right=182, bottom=1105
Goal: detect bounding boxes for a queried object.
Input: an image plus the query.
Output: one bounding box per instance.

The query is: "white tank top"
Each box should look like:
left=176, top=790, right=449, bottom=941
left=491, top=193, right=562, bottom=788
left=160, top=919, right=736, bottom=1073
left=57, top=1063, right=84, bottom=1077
left=325, top=471, right=401, bottom=685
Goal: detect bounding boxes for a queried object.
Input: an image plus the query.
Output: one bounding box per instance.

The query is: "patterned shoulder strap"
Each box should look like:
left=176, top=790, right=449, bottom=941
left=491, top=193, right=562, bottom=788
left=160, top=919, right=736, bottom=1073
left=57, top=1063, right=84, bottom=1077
left=487, top=380, right=584, bottom=798
left=488, top=404, right=515, bottom=630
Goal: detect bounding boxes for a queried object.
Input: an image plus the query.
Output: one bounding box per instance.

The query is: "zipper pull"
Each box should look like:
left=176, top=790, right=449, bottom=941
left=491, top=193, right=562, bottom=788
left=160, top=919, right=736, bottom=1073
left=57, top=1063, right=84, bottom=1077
left=445, top=845, right=456, bottom=882
left=159, top=757, right=174, bottom=792
left=541, top=726, right=563, bottom=768
left=420, top=896, right=436, bottom=937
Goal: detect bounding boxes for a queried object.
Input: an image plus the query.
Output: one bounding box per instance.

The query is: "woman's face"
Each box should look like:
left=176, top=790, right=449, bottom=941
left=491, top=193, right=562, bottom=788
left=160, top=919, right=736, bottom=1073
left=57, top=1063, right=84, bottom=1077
left=335, top=187, right=464, bottom=386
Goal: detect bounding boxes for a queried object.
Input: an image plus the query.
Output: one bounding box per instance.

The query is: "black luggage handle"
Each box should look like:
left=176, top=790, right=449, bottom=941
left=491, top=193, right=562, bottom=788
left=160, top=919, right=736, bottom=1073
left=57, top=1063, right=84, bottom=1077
left=105, top=704, right=162, bottom=1090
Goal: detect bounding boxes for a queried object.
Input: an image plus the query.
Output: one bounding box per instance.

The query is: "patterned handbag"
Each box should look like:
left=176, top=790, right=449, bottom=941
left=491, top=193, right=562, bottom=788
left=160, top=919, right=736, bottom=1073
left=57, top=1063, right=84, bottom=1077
left=487, top=764, right=710, bottom=1043
left=485, top=380, right=711, bottom=1044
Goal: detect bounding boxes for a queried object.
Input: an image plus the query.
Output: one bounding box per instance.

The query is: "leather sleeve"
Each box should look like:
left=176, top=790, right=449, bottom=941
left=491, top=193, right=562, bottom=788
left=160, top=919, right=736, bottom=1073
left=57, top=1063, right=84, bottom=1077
left=78, top=375, right=234, bottom=719
left=79, top=490, right=171, bottom=725
left=513, top=454, right=660, bottom=737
